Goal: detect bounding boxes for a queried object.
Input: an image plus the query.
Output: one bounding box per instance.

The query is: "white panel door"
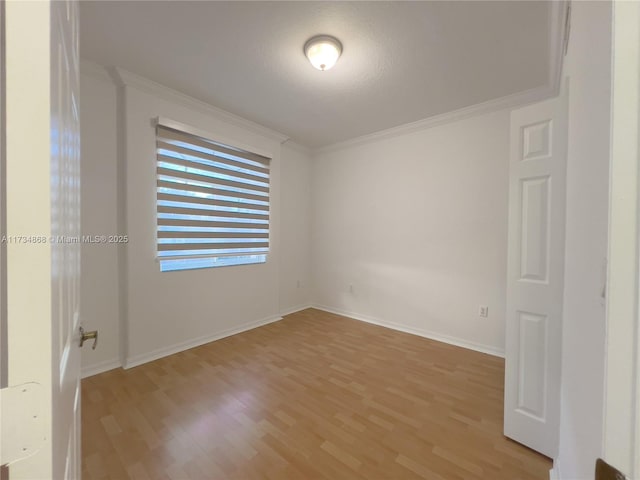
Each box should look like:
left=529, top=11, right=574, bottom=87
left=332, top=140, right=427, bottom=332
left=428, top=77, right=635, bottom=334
left=504, top=91, right=568, bottom=457
left=51, top=1, right=82, bottom=478
left=2, top=1, right=81, bottom=478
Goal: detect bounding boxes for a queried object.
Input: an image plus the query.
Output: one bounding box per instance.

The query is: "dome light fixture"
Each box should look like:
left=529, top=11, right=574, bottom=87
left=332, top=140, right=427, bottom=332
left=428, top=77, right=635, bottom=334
left=304, top=35, right=342, bottom=71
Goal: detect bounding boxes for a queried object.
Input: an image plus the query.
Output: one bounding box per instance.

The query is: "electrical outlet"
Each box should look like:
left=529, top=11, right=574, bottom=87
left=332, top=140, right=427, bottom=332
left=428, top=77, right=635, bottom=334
left=349, top=284, right=354, bottom=294
left=479, top=305, right=489, bottom=318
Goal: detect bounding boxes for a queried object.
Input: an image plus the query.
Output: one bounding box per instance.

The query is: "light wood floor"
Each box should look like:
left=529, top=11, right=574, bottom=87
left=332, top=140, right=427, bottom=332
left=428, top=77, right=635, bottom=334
left=82, top=308, right=551, bottom=480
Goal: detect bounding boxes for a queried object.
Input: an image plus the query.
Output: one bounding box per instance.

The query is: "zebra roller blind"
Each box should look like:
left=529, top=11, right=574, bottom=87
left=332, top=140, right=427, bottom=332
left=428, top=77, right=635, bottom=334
left=156, top=123, right=270, bottom=268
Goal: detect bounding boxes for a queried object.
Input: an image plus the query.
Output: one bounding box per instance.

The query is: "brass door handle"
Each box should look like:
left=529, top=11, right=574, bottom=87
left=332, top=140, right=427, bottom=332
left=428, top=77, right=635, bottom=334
left=79, top=326, right=98, bottom=350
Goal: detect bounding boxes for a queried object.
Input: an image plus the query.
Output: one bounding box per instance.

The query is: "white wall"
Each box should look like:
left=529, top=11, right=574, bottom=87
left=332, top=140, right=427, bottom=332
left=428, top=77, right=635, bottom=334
left=79, top=67, right=313, bottom=373
left=556, top=2, right=612, bottom=479
left=117, top=72, right=288, bottom=367
left=312, top=110, right=510, bottom=355
left=279, top=143, right=313, bottom=314
left=79, top=66, right=120, bottom=376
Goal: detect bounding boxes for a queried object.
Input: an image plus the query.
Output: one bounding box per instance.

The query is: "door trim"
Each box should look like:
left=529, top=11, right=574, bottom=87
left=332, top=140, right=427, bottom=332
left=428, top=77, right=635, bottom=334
left=0, top=0, right=7, bottom=394
left=603, top=1, right=640, bottom=477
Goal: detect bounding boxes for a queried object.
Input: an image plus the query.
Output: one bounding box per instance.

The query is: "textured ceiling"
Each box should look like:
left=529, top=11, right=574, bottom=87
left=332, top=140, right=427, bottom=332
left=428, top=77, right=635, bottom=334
left=80, top=1, right=551, bottom=148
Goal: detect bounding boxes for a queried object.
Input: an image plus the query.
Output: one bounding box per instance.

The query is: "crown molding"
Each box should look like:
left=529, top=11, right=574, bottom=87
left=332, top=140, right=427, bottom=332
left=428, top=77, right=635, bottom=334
left=82, top=1, right=567, bottom=156
left=107, top=66, right=290, bottom=144
left=79, top=59, right=113, bottom=84
left=315, top=84, right=555, bottom=155
left=282, top=139, right=313, bottom=156
left=315, top=1, right=567, bottom=156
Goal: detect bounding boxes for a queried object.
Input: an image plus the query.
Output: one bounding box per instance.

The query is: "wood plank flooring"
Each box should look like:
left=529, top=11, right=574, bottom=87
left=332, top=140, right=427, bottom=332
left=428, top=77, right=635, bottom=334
left=82, top=308, right=551, bottom=480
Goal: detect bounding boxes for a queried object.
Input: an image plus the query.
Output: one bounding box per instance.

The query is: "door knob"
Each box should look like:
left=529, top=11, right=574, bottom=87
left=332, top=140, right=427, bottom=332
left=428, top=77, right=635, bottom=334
left=79, top=326, right=98, bottom=350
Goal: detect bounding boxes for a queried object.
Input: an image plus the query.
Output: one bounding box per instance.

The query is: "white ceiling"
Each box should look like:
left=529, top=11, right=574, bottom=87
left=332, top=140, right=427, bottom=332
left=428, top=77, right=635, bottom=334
left=80, top=1, right=552, bottom=149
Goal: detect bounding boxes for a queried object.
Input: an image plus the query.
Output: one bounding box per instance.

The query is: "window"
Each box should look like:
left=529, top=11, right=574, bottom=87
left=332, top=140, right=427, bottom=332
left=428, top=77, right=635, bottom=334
left=155, top=121, right=270, bottom=272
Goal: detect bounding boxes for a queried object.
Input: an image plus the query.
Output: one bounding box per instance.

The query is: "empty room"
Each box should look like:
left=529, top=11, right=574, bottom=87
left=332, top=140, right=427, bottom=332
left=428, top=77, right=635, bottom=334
left=1, top=1, right=639, bottom=480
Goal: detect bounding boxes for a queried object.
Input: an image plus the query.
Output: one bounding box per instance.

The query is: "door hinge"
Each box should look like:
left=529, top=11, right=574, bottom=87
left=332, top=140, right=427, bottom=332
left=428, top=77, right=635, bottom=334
left=0, top=382, right=45, bottom=466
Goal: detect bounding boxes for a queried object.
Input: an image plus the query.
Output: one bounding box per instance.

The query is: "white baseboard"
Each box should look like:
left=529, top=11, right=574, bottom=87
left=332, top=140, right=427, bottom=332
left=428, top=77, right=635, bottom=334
left=81, top=358, right=122, bottom=379
left=312, top=304, right=505, bottom=358
left=85, top=305, right=503, bottom=374
left=280, top=304, right=314, bottom=316
left=549, top=465, right=560, bottom=480
left=124, top=313, right=283, bottom=369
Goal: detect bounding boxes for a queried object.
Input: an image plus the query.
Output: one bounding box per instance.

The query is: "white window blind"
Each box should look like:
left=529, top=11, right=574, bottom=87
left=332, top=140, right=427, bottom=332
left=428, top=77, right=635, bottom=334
left=156, top=123, right=270, bottom=271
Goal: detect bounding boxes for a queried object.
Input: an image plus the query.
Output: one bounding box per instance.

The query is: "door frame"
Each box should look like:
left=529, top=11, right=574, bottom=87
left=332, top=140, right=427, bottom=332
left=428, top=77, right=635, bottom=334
left=0, top=0, right=6, bottom=392
left=0, top=1, right=7, bottom=478
left=603, top=0, right=640, bottom=477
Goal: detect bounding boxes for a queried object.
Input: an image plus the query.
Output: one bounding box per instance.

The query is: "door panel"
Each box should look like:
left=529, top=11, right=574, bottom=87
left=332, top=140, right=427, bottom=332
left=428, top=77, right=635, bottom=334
left=1, top=1, right=80, bottom=477
left=504, top=91, right=568, bottom=457
left=519, top=176, right=550, bottom=283
left=517, top=311, right=547, bottom=419
left=51, top=1, right=81, bottom=479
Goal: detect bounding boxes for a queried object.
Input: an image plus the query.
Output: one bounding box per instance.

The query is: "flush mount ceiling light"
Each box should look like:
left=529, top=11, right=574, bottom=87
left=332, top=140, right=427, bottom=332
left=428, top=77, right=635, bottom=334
left=304, top=35, right=342, bottom=71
